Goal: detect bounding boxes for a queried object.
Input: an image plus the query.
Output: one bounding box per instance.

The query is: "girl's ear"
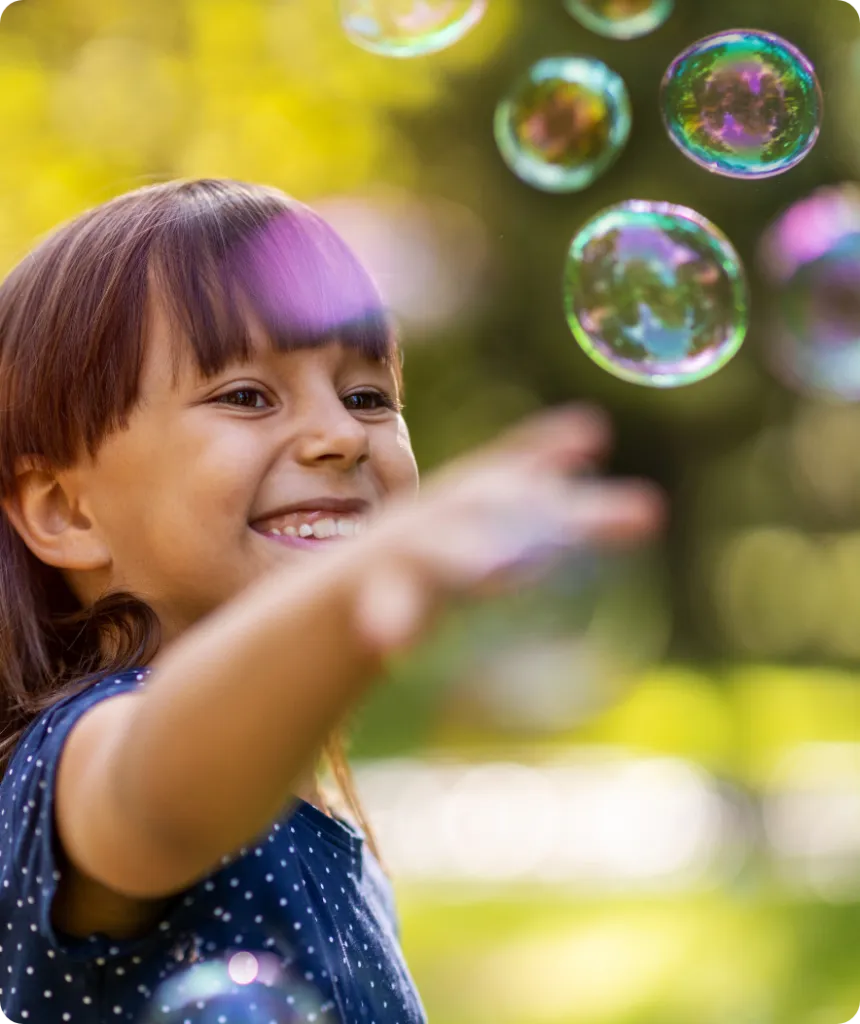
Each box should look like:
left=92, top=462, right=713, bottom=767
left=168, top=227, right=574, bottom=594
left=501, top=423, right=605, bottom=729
left=1, top=455, right=111, bottom=573
left=0, top=454, right=49, bottom=534
left=2, top=455, right=67, bottom=562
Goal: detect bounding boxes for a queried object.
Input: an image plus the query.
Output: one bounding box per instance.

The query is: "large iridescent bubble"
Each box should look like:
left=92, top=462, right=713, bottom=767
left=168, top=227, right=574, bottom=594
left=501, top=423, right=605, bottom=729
left=338, top=0, right=487, bottom=57
left=563, top=0, right=674, bottom=40
left=141, top=951, right=336, bottom=1024
left=660, top=29, right=823, bottom=179
left=564, top=200, right=748, bottom=387
left=494, top=56, right=631, bottom=193
left=758, top=184, right=860, bottom=400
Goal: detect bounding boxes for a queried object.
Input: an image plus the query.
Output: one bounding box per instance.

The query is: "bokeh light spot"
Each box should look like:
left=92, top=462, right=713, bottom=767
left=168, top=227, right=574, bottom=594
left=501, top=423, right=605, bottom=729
left=228, top=951, right=260, bottom=986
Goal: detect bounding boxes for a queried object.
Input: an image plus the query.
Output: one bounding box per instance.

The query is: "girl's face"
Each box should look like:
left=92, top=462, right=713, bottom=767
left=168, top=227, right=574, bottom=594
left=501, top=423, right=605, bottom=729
left=59, top=291, right=419, bottom=648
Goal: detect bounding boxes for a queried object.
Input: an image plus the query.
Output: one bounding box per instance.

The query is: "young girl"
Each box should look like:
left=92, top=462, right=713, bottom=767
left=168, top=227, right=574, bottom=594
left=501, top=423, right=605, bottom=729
left=0, top=177, right=661, bottom=1024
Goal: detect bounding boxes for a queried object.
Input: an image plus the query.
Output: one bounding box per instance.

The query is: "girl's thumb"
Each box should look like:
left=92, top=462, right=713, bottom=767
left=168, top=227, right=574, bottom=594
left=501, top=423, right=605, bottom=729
left=355, top=563, right=429, bottom=656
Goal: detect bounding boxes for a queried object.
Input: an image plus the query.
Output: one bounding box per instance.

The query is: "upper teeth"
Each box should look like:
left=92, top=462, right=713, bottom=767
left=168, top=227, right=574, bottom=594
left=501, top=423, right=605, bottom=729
left=263, top=516, right=365, bottom=539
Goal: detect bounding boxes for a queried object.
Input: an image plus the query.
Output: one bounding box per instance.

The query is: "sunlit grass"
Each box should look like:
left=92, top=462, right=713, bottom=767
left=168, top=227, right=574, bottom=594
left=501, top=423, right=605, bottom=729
left=396, top=886, right=858, bottom=1024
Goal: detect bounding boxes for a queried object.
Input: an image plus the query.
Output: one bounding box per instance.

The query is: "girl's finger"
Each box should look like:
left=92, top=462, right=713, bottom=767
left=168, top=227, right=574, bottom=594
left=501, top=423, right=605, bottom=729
left=447, top=404, right=613, bottom=481
left=462, top=479, right=665, bottom=583
left=559, top=479, right=667, bottom=544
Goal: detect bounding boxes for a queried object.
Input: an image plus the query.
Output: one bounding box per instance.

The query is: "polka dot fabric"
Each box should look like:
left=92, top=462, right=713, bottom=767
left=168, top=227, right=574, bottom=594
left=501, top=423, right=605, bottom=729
left=0, top=670, right=427, bottom=1023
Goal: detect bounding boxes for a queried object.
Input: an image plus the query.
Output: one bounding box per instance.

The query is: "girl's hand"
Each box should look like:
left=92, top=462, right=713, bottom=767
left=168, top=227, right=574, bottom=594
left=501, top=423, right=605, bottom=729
left=353, top=404, right=665, bottom=655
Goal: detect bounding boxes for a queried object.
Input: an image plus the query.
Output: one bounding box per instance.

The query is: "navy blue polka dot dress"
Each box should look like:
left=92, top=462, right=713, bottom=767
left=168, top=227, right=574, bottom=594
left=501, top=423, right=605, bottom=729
left=0, top=669, right=428, bottom=1024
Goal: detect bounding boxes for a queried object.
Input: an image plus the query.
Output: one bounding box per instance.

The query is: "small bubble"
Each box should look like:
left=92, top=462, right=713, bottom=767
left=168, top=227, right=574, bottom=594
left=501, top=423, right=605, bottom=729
left=564, top=0, right=673, bottom=40
left=661, top=29, right=823, bottom=179
left=758, top=184, right=860, bottom=399
left=494, top=56, right=631, bottom=193
left=564, top=200, right=748, bottom=387
left=338, top=0, right=487, bottom=57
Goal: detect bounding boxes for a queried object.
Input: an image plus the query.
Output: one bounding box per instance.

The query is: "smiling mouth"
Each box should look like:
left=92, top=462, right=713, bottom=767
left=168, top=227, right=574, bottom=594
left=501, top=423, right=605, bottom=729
left=251, top=510, right=367, bottom=542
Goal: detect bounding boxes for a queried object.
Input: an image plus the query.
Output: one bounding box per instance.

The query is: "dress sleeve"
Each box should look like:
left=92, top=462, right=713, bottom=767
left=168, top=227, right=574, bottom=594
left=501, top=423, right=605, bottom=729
left=0, top=669, right=181, bottom=963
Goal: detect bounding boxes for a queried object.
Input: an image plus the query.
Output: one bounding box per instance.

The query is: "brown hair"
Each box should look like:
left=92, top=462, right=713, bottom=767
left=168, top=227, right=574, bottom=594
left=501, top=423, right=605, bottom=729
left=0, top=177, right=402, bottom=865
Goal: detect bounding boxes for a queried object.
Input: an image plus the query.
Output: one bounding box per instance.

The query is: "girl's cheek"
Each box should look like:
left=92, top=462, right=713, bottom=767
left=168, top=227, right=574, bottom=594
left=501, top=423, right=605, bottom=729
left=395, top=416, right=414, bottom=455
left=395, top=420, right=419, bottom=482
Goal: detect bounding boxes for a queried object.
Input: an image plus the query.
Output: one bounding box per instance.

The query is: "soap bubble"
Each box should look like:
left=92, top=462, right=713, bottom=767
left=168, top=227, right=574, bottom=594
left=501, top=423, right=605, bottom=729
left=563, top=0, right=674, bottom=40
left=494, top=56, right=632, bottom=193
left=660, top=29, right=823, bottom=179
left=338, top=0, right=487, bottom=57
left=564, top=200, right=748, bottom=387
left=140, top=951, right=337, bottom=1024
left=758, top=184, right=860, bottom=399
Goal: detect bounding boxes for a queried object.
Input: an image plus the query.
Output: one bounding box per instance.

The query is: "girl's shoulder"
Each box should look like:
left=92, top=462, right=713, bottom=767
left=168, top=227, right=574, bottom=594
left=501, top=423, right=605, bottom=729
left=3, top=667, right=150, bottom=780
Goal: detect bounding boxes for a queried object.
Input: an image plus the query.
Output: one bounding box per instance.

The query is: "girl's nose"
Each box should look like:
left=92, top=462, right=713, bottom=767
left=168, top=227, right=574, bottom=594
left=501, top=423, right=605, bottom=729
left=293, top=402, right=371, bottom=468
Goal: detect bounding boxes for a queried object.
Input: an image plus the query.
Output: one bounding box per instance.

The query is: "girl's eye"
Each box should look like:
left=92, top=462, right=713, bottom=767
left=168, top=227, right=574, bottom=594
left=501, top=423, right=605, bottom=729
left=211, top=387, right=399, bottom=412
left=213, top=388, right=270, bottom=410
left=343, top=389, right=398, bottom=412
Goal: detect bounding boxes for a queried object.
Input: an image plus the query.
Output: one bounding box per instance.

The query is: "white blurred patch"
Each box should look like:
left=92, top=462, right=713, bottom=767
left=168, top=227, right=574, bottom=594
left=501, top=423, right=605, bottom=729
left=314, top=189, right=491, bottom=334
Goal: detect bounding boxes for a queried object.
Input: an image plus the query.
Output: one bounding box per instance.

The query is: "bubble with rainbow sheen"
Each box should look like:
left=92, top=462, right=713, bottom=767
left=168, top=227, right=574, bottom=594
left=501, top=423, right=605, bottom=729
left=660, top=29, right=823, bottom=179
left=564, top=200, right=748, bottom=388
left=563, top=0, right=674, bottom=40
left=140, top=950, right=337, bottom=1024
left=758, top=184, right=860, bottom=400
left=338, top=0, right=487, bottom=57
left=494, top=56, right=631, bottom=193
